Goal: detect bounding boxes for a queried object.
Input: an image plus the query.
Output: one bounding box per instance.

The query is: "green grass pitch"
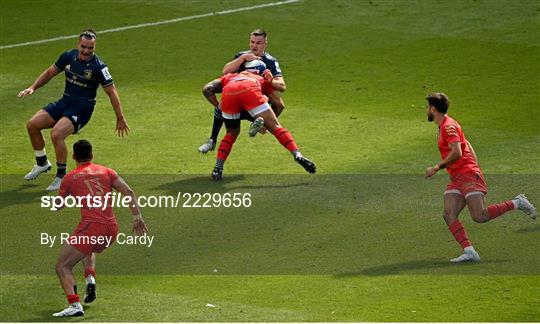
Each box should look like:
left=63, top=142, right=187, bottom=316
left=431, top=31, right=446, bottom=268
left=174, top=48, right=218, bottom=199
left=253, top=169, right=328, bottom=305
left=1, top=0, right=539, bottom=321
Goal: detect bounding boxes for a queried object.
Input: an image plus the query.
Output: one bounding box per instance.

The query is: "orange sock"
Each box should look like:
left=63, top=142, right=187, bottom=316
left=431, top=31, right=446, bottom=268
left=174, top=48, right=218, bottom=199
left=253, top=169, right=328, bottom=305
left=67, top=294, right=80, bottom=304
left=217, top=133, right=238, bottom=161
left=84, top=267, right=96, bottom=278
left=487, top=201, right=515, bottom=220
left=448, top=220, right=472, bottom=249
left=272, top=127, right=298, bottom=152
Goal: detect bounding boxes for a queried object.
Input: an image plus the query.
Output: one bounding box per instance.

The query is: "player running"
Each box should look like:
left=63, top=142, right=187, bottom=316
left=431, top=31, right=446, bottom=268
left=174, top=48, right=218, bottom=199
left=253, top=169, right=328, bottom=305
left=202, top=60, right=316, bottom=180
left=424, top=92, right=536, bottom=263
left=18, top=29, right=130, bottom=191
left=52, top=140, right=147, bottom=317
left=198, top=28, right=286, bottom=153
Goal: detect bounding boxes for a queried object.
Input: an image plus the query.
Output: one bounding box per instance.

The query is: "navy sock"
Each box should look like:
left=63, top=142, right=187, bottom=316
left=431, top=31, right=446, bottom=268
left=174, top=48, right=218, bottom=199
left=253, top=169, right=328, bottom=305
left=56, top=163, right=67, bottom=178
left=210, top=107, right=224, bottom=142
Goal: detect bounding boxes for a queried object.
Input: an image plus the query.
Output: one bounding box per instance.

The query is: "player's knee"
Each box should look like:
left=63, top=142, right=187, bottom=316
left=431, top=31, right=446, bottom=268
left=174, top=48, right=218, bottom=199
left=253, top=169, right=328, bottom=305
left=471, top=209, right=489, bottom=223
left=50, top=129, right=68, bottom=143
left=26, top=119, right=38, bottom=133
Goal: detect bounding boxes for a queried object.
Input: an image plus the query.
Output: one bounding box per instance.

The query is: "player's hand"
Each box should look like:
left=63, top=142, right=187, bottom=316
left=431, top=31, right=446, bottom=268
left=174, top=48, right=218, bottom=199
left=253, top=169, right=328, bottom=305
left=132, top=215, right=148, bottom=235
left=116, top=116, right=130, bottom=137
left=425, top=166, right=437, bottom=178
left=263, top=69, right=273, bottom=82
left=18, top=88, right=34, bottom=97
left=242, top=53, right=261, bottom=62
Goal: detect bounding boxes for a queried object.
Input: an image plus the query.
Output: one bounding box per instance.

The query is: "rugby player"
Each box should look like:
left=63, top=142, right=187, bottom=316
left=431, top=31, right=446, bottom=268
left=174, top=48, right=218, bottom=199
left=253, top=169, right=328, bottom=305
left=198, top=28, right=286, bottom=153
left=18, top=29, right=130, bottom=191
left=425, top=92, right=536, bottom=262
left=52, top=140, right=147, bottom=317
left=202, top=60, right=316, bottom=180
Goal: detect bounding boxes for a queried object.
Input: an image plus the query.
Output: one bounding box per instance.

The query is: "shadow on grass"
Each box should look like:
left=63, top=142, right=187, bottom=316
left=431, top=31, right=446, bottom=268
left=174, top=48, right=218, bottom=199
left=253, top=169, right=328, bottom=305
left=151, top=174, right=310, bottom=194
left=334, top=258, right=510, bottom=277
left=516, top=224, right=540, bottom=234
left=0, top=181, right=44, bottom=210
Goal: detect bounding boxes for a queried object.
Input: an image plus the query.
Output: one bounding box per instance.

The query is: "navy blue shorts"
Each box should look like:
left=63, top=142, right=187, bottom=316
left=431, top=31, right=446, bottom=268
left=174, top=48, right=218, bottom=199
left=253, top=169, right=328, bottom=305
left=43, top=97, right=95, bottom=133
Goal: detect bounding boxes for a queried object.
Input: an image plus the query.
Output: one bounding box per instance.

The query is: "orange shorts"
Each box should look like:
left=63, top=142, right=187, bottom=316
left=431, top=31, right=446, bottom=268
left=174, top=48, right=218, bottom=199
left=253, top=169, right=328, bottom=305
left=221, top=83, right=270, bottom=119
left=445, top=172, right=488, bottom=198
left=69, top=221, right=119, bottom=255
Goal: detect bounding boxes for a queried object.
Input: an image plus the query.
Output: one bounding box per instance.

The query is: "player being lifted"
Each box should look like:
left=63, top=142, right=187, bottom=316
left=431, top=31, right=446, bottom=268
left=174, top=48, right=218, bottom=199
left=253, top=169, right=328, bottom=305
left=202, top=60, right=316, bottom=180
left=424, top=92, right=536, bottom=263
left=18, top=29, right=129, bottom=191
left=53, top=140, right=147, bottom=317
left=198, top=28, right=286, bottom=153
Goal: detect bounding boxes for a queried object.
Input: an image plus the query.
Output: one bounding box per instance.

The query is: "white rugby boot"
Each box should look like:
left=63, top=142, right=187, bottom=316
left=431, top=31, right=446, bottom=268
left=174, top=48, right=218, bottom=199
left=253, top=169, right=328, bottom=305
left=46, top=177, right=63, bottom=191
left=52, top=302, right=84, bottom=317
left=514, top=194, right=537, bottom=220
left=451, top=247, right=481, bottom=263
left=198, top=138, right=215, bottom=153
left=23, top=160, right=52, bottom=180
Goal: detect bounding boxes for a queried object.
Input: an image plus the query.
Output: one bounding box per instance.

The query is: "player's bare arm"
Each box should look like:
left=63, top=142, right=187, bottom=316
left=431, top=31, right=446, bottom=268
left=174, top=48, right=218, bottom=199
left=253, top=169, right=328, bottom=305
left=103, top=84, right=130, bottom=137
left=202, top=79, right=222, bottom=107
left=425, top=142, right=462, bottom=178
left=222, top=53, right=261, bottom=74
left=112, top=176, right=148, bottom=235
left=18, top=65, right=61, bottom=97
left=466, top=139, right=478, bottom=162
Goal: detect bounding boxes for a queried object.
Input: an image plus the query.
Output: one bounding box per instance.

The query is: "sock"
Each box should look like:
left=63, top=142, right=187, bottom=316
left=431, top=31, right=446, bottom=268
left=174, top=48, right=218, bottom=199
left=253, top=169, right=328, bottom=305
left=448, top=220, right=472, bottom=249
left=272, top=127, right=298, bottom=153
left=84, top=267, right=96, bottom=284
left=216, top=133, right=237, bottom=163
left=487, top=200, right=515, bottom=220
left=34, top=149, right=47, bottom=166
left=67, top=294, right=80, bottom=304
left=56, top=163, right=67, bottom=178
left=210, top=107, right=224, bottom=142
left=215, top=159, right=225, bottom=170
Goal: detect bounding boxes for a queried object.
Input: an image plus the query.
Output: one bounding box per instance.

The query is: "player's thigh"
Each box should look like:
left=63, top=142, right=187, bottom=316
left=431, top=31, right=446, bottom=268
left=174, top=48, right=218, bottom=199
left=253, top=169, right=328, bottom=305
left=27, top=109, right=56, bottom=130
left=254, top=108, right=280, bottom=131
left=443, top=193, right=467, bottom=224
left=56, top=243, right=87, bottom=269
left=465, top=193, right=488, bottom=221
left=50, top=117, right=75, bottom=140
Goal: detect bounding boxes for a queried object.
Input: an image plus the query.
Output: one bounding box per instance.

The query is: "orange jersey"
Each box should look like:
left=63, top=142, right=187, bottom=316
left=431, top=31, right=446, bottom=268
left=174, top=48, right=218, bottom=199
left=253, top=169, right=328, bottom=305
left=59, top=162, right=118, bottom=225
left=438, top=116, right=481, bottom=175
left=220, top=72, right=274, bottom=96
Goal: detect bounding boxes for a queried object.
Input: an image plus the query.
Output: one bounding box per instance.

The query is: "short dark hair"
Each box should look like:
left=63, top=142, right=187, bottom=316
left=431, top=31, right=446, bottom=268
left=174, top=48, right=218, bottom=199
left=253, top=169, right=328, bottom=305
left=427, top=92, right=450, bottom=113
left=73, top=140, right=93, bottom=162
left=79, top=29, right=97, bottom=40
left=251, top=28, right=267, bottom=39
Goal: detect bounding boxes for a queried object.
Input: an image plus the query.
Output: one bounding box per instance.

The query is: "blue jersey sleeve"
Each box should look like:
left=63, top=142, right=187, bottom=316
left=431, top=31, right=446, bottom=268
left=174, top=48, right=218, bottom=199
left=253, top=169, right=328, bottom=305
left=265, top=59, right=282, bottom=77
left=53, top=51, right=70, bottom=71
left=95, top=63, right=114, bottom=87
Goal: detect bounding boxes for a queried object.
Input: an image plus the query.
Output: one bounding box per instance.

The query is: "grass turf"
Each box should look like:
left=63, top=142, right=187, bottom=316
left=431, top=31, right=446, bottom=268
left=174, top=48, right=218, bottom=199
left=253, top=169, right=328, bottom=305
left=1, top=0, right=539, bottom=321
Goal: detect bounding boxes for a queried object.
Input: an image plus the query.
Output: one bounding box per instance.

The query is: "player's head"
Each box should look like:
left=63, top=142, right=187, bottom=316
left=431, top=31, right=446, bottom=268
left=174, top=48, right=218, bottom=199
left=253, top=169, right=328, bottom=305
left=249, top=28, right=267, bottom=56
left=73, top=139, right=93, bottom=162
left=426, top=92, right=450, bottom=122
left=77, top=29, right=97, bottom=61
left=244, top=59, right=266, bottom=75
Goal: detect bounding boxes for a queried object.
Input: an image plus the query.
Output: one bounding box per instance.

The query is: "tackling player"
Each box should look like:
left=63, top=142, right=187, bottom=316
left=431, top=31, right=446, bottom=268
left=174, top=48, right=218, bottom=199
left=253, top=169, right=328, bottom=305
left=198, top=28, right=286, bottom=153
left=52, top=139, right=147, bottom=317
left=425, top=92, right=536, bottom=263
left=202, top=60, right=316, bottom=180
left=18, top=29, right=130, bottom=191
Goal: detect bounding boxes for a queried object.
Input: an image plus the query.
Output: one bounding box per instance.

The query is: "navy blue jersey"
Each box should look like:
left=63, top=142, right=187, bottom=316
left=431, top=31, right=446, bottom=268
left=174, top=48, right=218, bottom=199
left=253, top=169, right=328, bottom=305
left=54, top=49, right=113, bottom=102
left=235, top=51, right=283, bottom=77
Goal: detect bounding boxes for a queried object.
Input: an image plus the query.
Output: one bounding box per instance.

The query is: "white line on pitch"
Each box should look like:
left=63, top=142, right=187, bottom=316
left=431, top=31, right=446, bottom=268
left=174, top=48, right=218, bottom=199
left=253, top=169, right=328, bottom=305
left=0, top=0, right=299, bottom=50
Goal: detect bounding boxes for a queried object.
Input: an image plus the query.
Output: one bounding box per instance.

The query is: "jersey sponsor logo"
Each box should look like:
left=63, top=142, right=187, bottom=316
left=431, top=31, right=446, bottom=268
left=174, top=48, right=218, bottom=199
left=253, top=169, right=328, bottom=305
left=84, top=69, right=93, bottom=79
left=65, top=64, right=71, bottom=71
left=101, top=67, right=112, bottom=81
left=274, top=61, right=282, bottom=73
